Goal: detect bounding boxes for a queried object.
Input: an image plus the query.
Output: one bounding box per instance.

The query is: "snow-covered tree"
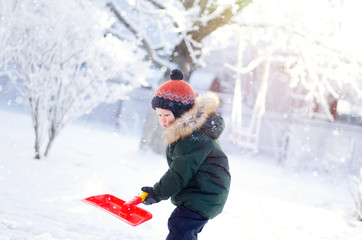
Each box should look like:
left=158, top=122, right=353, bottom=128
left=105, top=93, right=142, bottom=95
left=0, top=0, right=17, bottom=69
left=225, top=0, right=362, bottom=121
left=0, top=0, right=150, bottom=159
left=106, top=0, right=253, bottom=152
left=212, top=0, right=362, bottom=156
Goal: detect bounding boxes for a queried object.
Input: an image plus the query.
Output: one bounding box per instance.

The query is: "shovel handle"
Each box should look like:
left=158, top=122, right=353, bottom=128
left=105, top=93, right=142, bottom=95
left=124, top=192, right=149, bottom=206
left=139, top=191, right=149, bottom=202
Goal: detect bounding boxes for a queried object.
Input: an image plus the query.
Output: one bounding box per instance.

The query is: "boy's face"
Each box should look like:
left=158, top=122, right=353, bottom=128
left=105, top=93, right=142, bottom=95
left=156, top=108, right=175, bottom=128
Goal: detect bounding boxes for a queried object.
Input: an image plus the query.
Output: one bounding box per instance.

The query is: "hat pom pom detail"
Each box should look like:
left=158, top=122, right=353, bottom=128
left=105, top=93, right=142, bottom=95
left=170, top=69, right=184, bottom=80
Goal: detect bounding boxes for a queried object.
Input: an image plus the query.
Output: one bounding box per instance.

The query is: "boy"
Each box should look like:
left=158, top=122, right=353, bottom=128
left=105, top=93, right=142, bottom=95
left=142, top=69, right=230, bottom=240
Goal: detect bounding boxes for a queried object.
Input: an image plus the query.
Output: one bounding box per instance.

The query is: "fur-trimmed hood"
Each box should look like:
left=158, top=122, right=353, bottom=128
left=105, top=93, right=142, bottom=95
left=163, top=92, right=222, bottom=145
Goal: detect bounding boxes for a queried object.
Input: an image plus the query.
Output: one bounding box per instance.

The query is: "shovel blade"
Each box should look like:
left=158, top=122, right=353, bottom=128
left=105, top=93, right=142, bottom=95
left=83, top=194, right=152, bottom=227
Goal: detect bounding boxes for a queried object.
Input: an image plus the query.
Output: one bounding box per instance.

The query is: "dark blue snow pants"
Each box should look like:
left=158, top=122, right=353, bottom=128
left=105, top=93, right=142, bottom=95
left=166, top=205, right=209, bottom=240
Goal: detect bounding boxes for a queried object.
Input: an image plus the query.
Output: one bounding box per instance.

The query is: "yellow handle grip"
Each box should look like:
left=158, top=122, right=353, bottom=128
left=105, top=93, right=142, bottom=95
left=139, top=191, right=148, bottom=202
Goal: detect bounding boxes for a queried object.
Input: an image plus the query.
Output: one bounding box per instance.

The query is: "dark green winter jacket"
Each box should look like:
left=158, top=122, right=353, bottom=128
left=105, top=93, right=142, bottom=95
left=153, top=92, right=231, bottom=219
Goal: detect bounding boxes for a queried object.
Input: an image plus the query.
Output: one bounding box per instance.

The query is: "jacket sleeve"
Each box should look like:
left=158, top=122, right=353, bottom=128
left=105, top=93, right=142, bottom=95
left=153, top=137, right=207, bottom=200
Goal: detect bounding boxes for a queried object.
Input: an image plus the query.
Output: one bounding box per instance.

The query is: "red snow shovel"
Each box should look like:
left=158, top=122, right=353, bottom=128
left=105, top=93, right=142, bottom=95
left=82, top=192, right=152, bottom=226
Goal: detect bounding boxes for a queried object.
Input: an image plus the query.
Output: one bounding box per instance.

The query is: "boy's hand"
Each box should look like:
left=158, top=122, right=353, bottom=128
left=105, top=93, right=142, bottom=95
left=141, top=186, right=161, bottom=205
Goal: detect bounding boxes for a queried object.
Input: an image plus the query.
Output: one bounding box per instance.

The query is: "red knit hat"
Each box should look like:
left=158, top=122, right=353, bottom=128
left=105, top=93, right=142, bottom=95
left=152, top=69, right=196, bottom=118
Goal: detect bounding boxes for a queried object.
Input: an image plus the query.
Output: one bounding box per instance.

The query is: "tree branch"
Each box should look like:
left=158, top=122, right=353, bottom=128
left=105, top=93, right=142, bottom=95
left=234, top=23, right=362, bottom=67
left=189, top=0, right=252, bottom=42
left=106, top=1, right=171, bottom=69
left=144, top=0, right=165, bottom=9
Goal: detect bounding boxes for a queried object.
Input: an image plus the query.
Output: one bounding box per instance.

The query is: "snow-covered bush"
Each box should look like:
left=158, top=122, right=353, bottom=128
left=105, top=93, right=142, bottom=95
left=350, top=168, right=362, bottom=221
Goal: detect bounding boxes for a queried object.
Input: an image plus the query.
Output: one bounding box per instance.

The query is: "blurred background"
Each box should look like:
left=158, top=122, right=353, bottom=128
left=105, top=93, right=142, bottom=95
left=1, top=0, right=361, bottom=174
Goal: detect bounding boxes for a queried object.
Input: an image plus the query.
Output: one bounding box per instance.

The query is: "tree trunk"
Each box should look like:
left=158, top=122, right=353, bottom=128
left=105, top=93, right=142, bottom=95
left=171, top=40, right=197, bottom=78
left=44, top=136, right=54, bottom=157
left=329, top=97, right=338, bottom=121
left=34, top=124, right=41, bottom=160
left=30, top=97, right=41, bottom=159
left=44, top=120, right=58, bottom=157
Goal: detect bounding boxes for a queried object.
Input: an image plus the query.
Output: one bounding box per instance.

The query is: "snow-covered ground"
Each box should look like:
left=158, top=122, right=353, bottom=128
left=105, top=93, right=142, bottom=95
left=1, top=108, right=362, bottom=240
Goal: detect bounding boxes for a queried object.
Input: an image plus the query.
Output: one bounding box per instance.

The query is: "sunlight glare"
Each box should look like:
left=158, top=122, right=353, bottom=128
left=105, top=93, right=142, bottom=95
left=341, top=0, right=362, bottom=57
left=337, top=100, right=351, bottom=115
